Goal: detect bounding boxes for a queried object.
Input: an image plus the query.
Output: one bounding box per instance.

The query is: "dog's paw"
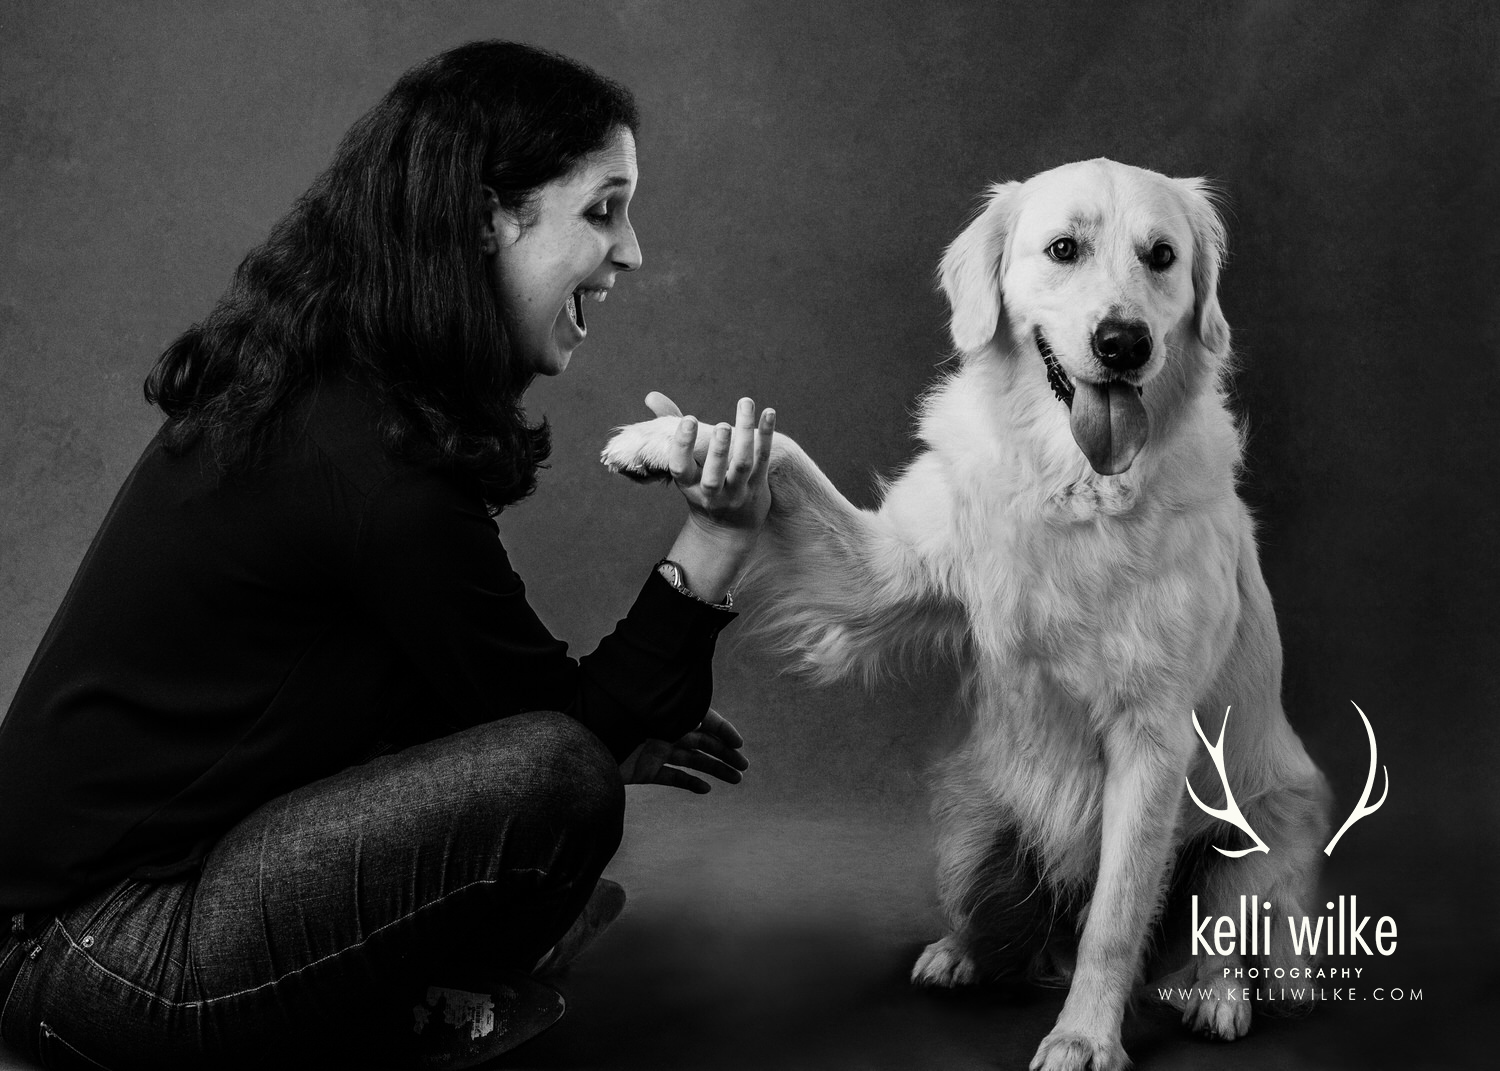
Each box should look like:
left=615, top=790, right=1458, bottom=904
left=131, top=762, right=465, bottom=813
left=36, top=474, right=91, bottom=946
left=1028, top=1030, right=1130, bottom=1071
left=599, top=415, right=687, bottom=482
left=911, top=935, right=979, bottom=987
left=1181, top=983, right=1252, bottom=1041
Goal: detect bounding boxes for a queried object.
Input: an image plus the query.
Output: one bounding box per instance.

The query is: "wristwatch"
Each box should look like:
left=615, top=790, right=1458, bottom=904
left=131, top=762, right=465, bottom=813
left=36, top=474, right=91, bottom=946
left=655, top=558, right=735, bottom=610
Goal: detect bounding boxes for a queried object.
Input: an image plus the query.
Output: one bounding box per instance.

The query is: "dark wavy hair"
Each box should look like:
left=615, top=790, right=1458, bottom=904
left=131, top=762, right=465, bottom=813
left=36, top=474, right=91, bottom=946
left=144, top=41, right=639, bottom=511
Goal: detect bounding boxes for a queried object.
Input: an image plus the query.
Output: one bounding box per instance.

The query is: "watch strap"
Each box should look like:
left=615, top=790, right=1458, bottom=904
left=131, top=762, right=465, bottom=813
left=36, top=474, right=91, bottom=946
left=655, top=558, right=734, bottom=610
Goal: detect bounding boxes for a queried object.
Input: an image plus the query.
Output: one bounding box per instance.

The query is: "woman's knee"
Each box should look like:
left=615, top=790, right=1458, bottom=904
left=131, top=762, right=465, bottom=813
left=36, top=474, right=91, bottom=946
left=462, top=711, right=625, bottom=844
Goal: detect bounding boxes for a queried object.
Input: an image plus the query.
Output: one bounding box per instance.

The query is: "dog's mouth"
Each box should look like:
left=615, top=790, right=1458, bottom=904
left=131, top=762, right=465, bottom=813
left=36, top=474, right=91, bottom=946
left=1036, top=328, right=1149, bottom=476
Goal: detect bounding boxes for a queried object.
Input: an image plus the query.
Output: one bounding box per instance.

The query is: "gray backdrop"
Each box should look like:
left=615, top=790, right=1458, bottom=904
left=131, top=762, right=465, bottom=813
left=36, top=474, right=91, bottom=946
left=2, top=1, right=1496, bottom=1067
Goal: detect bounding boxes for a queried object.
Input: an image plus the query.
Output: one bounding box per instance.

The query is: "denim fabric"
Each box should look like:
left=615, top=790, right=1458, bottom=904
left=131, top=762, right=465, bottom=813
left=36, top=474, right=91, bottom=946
left=0, top=712, right=624, bottom=1069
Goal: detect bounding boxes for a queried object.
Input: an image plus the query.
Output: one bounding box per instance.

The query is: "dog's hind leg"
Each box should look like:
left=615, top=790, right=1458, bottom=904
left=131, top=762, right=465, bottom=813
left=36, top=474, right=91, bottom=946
left=913, top=750, right=1055, bottom=988
left=1187, top=758, right=1331, bottom=1027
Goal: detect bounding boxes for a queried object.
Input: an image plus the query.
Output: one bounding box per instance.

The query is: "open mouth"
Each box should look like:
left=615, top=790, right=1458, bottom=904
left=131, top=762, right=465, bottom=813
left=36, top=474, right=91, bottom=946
left=567, top=287, right=610, bottom=335
left=1035, top=327, right=1149, bottom=476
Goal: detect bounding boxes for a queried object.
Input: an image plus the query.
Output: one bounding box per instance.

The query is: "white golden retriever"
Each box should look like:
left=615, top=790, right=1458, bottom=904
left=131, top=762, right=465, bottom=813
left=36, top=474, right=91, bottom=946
left=603, top=159, right=1330, bottom=1071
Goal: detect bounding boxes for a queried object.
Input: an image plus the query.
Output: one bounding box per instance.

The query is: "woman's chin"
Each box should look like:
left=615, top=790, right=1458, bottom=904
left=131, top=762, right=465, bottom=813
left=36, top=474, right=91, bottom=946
left=534, top=343, right=575, bottom=377
left=535, top=319, right=584, bottom=375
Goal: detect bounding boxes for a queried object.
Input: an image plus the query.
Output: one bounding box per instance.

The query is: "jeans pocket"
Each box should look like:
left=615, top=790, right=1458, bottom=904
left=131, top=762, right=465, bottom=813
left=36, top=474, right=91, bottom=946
left=64, top=881, right=136, bottom=942
left=37, top=1020, right=114, bottom=1071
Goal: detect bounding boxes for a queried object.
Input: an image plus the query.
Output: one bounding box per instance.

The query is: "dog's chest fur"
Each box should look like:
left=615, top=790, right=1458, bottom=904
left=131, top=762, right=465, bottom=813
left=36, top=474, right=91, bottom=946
left=912, top=371, right=1244, bottom=880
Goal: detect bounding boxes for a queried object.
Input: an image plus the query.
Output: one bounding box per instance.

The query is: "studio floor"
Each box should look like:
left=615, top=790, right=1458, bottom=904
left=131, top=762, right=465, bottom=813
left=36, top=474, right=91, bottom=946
left=0, top=795, right=1485, bottom=1070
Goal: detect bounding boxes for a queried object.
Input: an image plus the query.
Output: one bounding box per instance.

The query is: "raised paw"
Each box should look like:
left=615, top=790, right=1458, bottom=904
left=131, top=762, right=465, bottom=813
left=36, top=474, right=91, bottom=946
left=1181, top=981, right=1252, bottom=1041
left=599, top=415, right=689, bottom=482
left=1029, top=1029, right=1130, bottom=1071
left=911, top=934, right=979, bottom=988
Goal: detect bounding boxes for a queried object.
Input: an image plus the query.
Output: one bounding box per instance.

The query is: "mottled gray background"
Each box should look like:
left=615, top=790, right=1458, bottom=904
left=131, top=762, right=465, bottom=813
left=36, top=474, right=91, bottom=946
left=2, top=1, right=1496, bottom=1068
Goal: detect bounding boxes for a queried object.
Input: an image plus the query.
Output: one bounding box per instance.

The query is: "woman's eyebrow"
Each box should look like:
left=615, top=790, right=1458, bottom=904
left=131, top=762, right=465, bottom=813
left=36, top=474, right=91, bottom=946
left=588, top=175, right=633, bottom=196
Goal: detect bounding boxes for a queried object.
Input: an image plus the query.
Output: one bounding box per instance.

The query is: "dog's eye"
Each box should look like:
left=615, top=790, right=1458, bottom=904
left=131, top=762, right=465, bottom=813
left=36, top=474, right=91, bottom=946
left=1149, top=243, right=1176, bottom=270
left=1047, top=238, right=1078, bottom=263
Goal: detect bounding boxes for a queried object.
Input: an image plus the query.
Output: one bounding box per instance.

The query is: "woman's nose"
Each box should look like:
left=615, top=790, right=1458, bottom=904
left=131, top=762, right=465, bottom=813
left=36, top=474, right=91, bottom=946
left=612, top=221, right=642, bottom=272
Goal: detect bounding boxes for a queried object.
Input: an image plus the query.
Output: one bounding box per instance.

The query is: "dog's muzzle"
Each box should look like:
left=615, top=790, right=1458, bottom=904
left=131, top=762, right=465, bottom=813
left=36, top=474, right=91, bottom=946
left=1035, top=328, right=1149, bottom=476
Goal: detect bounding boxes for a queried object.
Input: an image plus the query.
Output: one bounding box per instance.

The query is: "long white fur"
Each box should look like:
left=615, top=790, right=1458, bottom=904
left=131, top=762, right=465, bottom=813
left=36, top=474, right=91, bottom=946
left=603, top=159, right=1329, bottom=1071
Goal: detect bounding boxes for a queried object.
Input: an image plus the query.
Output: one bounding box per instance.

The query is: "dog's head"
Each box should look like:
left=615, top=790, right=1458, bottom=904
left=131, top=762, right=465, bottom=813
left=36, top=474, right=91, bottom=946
left=938, top=159, right=1229, bottom=476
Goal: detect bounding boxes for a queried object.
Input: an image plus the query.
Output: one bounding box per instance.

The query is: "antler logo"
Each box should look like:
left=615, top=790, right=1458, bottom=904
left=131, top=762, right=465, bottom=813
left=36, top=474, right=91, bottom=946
left=1186, top=706, right=1270, bottom=858
left=1186, top=702, right=1388, bottom=858
left=1321, top=702, right=1389, bottom=856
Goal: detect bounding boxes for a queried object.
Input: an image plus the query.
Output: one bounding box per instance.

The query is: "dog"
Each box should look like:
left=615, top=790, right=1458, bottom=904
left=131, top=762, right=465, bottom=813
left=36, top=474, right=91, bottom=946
left=602, top=159, right=1331, bottom=1071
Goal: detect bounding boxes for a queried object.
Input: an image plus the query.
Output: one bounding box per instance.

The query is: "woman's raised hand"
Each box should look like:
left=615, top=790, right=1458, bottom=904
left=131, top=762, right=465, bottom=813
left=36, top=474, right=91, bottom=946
left=646, top=391, right=775, bottom=537
left=647, top=391, right=775, bottom=604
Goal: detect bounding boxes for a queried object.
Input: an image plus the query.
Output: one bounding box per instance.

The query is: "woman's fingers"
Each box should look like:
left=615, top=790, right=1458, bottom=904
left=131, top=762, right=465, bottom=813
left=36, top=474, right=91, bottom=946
left=753, top=407, right=776, bottom=478
left=637, top=707, right=750, bottom=791
left=669, top=416, right=700, bottom=487
left=699, top=423, right=732, bottom=493
left=668, top=748, right=744, bottom=784
left=676, top=730, right=748, bottom=771
left=726, top=397, right=756, bottom=483
left=656, top=397, right=773, bottom=506
left=698, top=399, right=761, bottom=500
left=701, top=707, right=745, bottom=749
left=655, top=767, right=712, bottom=794
left=645, top=391, right=683, bottom=418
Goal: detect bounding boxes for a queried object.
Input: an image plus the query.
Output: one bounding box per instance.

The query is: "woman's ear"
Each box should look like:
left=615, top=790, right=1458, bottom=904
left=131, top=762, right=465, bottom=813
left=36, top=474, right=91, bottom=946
left=479, top=186, right=515, bottom=254
left=938, top=181, right=1021, bottom=354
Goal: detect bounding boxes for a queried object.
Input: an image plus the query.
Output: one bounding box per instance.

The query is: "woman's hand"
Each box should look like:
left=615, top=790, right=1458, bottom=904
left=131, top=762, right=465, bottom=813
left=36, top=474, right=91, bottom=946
left=647, top=392, right=775, bottom=603
left=647, top=392, right=773, bottom=533
left=618, top=708, right=748, bottom=793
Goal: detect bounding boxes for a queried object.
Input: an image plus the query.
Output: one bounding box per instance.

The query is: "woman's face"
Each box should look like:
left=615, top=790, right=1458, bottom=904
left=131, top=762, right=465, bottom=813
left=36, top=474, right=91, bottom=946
left=488, top=126, right=642, bottom=377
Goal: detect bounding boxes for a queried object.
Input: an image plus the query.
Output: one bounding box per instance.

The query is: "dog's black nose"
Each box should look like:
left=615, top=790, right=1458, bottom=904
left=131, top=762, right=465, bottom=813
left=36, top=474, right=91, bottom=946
left=1092, top=320, right=1153, bottom=370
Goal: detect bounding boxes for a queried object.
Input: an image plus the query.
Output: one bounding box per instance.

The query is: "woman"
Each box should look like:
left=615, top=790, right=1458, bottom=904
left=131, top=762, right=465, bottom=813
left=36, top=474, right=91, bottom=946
left=0, top=41, right=770, bottom=1068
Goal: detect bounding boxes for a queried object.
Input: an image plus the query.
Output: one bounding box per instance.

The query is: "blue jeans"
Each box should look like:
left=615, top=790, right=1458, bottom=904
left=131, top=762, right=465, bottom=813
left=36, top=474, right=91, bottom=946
left=0, top=712, right=624, bottom=1069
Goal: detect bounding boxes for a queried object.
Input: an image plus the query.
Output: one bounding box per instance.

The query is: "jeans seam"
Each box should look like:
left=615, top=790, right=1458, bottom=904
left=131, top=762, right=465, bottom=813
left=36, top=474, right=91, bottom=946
left=0, top=959, right=25, bottom=1037
left=1, top=921, right=55, bottom=1034
left=40, top=1019, right=114, bottom=1070
left=73, top=883, right=133, bottom=939
left=53, top=867, right=555, bottom=1010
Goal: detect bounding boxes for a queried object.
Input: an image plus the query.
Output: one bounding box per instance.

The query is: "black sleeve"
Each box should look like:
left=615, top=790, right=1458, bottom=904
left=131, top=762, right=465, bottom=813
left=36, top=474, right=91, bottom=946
left=350, top=468, right=735, bottom=760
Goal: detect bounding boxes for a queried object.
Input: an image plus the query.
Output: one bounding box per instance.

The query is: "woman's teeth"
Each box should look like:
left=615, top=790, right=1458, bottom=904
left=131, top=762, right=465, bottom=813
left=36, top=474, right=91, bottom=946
left=569, top=288, right=609, bottom=333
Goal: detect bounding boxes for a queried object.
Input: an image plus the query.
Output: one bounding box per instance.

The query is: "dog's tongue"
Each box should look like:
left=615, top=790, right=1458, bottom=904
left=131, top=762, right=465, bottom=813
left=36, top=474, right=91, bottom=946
left=1069, top=382, right=1149, bottom=475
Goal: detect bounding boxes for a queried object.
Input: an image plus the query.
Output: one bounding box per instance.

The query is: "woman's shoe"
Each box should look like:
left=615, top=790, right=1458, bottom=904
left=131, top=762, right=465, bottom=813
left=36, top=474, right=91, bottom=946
left=533, top=878, right=626, bottom=976
left=408, top=971, right=565, bottom=1069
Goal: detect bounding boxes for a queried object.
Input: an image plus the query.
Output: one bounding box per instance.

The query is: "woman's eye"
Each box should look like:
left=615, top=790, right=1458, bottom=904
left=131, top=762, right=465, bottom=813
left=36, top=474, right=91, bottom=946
left=1149, top=242, right=1175, bottom=270
left=585, top=202, right=611, bottom=224
left=1047, top=237, right=1078, bottom=262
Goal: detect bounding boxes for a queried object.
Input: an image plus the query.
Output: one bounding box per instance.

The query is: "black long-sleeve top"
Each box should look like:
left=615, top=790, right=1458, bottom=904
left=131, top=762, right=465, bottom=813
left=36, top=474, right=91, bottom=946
left=0, top=377, right=733, bottom=915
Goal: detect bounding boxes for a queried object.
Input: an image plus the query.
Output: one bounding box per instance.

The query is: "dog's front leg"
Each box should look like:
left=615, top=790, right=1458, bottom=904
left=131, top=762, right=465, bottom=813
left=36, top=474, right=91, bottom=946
left=1031, top=723, right=1188, bottom=1071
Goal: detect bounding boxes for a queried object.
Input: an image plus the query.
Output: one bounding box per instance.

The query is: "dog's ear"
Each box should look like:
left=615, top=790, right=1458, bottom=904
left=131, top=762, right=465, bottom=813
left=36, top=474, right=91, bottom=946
left=1177, top=178, right=1231, bottom=353
left=938, top=181, right=1022, bottom=354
